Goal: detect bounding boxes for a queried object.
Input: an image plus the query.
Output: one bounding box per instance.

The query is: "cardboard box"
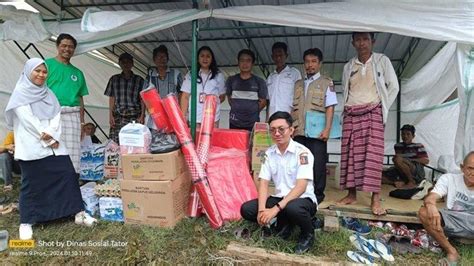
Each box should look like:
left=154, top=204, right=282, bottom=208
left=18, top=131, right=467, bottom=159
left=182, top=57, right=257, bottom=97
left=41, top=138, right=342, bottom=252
left=99, top=197, right=124, bottom=222
left=251, top=145, right=270, bottom=171
left=121, top=172, right=191, bottom=228
left=121, top=150, right=187, bottom=181
left=252, top=122, right=272, bottom=146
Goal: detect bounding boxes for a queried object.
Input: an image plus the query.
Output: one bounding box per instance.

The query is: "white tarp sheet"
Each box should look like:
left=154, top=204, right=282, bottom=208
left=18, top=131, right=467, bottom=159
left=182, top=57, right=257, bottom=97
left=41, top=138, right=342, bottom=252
left=401, top=42, right=474, bottom=167
left=0, top=40, right=117, bottom=141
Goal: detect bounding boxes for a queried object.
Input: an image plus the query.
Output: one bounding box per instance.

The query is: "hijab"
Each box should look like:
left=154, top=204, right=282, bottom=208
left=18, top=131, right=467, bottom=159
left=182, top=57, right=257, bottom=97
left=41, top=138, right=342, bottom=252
left=5, top=58, right=61, bottom=129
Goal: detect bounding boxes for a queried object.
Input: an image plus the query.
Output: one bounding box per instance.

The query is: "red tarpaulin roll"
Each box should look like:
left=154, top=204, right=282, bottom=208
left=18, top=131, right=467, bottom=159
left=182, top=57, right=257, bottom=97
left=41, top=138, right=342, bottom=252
left=188, top=95, right=217, bottom=217
left=161, top=94, right=223, bottom=229
left=140, top=86, right=173, bottom=133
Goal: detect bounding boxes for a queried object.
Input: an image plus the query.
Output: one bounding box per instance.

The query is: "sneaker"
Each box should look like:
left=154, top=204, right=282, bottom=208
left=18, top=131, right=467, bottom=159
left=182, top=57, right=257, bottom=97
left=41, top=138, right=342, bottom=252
left=19, top=224, right=33, bottom=240
left=295, top=232, right=314, bottom=254
left=342, top=217, right=371, bottom=235
left=75, top=211, right=97, bottom=227
left=312, top=217, right=324, bottom=231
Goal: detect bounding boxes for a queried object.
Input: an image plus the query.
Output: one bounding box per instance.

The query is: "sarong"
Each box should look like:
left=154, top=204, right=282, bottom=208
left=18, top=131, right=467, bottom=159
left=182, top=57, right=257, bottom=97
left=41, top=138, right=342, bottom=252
left=60, top=106, right=81, bottom=173
left=340, top=103, right=384, bottom=193
left=109, top=109, right=141, bottom=144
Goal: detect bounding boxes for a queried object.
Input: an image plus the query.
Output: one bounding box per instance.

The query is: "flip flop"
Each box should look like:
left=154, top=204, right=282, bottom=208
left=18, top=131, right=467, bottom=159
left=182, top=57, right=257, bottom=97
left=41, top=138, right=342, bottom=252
left=0, top=204, right=14, bottom=215
left=234, top=227, right=251, bottom=239
left=350, top=234, right=381, bottom=259
left=438, top=257, right=458, bottom=266
left=346, top=251, right=373, bottom=264
left=0, top=230, right=8, bottom=252
left=369, top=239, right=395, bottom=262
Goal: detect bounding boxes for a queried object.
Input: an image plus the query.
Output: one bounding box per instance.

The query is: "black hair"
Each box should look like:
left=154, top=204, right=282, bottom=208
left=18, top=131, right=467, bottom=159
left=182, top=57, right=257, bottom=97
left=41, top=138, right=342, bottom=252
left=351, top=32, right=375, bottom=40
left=401, top=124, right=416, bottom=135
left=272, top=42, right=288, bottom=55
left=56, top=33, right=77, bottom=48
left=153, top=45, right=169, bottom=61
left=237, top=49, right=255, bottom=63
left=197, top=46, right=219, bottom=82
left=268, top=111, right=293, bottom=127
left=303, top=48, right=323, bottom=62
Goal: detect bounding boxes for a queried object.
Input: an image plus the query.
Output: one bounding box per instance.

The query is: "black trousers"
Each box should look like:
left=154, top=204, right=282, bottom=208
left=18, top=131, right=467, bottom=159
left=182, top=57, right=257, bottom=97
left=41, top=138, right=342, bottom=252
left=229, top=123, right=253, bottom=132
left=240, top=196, right=317, bottom=235
left=293, top=136, right=327, bottom=203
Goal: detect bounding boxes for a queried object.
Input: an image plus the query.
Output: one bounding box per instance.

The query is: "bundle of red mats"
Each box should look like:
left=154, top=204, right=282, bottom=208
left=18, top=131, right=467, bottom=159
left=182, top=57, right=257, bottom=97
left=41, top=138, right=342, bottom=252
left=141, top=89, right=256, bottom=227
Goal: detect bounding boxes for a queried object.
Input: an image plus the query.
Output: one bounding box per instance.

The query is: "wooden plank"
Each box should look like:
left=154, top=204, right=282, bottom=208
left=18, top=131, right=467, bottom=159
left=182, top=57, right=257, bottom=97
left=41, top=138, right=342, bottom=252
left=218, top=242, right=357, bottom=265
left=319, top=208, right=420, bottom=224
left=323, top=216, right=340, bottom=232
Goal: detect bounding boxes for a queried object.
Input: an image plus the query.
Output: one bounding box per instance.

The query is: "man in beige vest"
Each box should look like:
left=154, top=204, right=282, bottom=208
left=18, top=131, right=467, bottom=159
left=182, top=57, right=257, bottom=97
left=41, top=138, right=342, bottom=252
left=291, top=48, right=338, bottom=204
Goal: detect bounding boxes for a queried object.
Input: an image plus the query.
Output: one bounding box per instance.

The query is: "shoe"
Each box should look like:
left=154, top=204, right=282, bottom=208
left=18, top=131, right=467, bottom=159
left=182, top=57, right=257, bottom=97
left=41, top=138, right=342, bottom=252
left=19, top=224, right=33, bottom=240
left=275, top=224, right=293, bottom=240
left=294, top=232, right=314, bottom=254
left=411, top=180, right=432, bottom=200
left=75, top=211, right=97, bottom=227
left=342, top=217, right=371, bottom=235
left=312, top=217, right=324, bottom=231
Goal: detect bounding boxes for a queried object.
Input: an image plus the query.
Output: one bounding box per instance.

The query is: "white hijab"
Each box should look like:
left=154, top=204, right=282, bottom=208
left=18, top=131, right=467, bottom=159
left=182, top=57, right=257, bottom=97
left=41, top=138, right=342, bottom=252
left=5, top=58, right=61, bottom=129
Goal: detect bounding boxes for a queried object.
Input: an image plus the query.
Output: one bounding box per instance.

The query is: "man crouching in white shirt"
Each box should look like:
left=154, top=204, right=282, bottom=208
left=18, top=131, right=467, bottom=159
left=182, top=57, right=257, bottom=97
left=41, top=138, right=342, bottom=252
left=418, top=151, right=474, bottom=265
left=240, top=111, right=318, bottom=254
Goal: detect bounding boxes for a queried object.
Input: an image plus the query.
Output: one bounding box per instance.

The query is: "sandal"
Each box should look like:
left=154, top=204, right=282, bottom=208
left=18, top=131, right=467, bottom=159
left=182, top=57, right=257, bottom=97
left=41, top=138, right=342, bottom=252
left=438, top=257, right=458, bottom=266
left=234, top=227, right=251, bottom=239
left=350, top=234, right=381, bottom=259
left=346, top=250, right=373, bottom=264
left=369, top=239, right=395, bottom=262
left=0, top=204, right=14, bottom=215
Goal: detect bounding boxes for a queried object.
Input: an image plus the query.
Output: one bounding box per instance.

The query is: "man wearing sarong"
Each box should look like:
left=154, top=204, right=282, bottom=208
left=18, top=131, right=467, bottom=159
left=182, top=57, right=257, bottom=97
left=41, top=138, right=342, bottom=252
left=338, top=32, right=399, bottom=215
left=45, top=33, right=89, bottom=174
left=104, top=52, right=145, bottom=144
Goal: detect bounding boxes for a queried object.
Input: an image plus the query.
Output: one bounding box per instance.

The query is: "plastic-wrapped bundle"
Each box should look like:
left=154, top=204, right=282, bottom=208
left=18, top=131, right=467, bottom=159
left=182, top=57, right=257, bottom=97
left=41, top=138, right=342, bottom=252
left=188, top=95, right=217, bottom=217
left=207, top=147, right=258, bottom=221
left=119, top=122, right=151, bottom=154
left=197, top=95, right=217, bottom=166
left=161, top=94, right=223, bottom=229
left=140, top=86, right=173, bottom=133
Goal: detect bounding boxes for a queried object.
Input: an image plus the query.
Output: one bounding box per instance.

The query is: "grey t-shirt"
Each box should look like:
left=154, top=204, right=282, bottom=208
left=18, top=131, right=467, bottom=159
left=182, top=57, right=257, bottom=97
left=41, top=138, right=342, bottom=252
left=225, top=74, right=268, bottom=128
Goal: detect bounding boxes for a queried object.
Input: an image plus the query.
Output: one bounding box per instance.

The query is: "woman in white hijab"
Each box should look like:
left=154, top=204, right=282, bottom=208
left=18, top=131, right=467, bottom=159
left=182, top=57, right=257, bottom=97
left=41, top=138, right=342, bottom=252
left=5, top=58, right=96, bottom=240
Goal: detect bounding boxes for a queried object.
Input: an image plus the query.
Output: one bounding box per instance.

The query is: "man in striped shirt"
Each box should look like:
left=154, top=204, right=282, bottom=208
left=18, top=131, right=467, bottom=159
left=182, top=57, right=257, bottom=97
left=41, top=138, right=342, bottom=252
left=225, top=49, right=268, bottom=131
left=383, top=124, right=429, bottom=189
left=104, top=53, right=145, bottom=144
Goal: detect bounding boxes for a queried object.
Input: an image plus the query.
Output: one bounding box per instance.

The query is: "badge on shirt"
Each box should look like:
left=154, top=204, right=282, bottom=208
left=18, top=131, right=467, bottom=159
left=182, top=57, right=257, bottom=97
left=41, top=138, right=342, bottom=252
left=299, top=152, right=309, bottom=165
left=199, top=93, right=206, bottom=103
left=71, top=74, right=78, bottom=82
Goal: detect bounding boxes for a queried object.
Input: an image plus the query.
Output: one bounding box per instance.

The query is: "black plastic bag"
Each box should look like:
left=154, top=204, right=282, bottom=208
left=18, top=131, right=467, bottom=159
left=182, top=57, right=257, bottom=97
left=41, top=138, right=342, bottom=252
left=149, top=129, right=180, bottom=154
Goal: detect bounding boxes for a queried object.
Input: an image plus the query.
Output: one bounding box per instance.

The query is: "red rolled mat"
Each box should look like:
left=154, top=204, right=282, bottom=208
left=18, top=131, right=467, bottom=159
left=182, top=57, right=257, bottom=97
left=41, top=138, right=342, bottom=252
left=140, top=86, right=173, bottom=133
left=197, top=95, right=217, bottom=166
left=161, top=94, right=223, bottom=229
left=188, top=95, right=217, bottom=217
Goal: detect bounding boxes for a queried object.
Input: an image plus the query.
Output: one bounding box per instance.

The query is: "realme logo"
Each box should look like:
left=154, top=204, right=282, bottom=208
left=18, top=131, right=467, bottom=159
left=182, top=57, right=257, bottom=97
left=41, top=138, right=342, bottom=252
left=9, top=240, right=35, bottom=248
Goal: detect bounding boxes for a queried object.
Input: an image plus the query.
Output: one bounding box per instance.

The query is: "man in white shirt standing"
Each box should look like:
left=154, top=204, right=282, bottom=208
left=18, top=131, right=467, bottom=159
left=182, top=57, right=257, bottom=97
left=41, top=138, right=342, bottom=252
left=266, top=42, right=301, bottom=120
left=291, top=48, right=338, bottom=204
left=418, top=152, right=474, bottom=265
left=240, top=111, right=317, bottom=254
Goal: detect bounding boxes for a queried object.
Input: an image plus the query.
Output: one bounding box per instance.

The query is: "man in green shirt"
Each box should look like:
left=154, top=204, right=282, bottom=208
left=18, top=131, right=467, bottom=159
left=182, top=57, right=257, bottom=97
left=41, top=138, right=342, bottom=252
left=45, top=33, right=89, bottom=174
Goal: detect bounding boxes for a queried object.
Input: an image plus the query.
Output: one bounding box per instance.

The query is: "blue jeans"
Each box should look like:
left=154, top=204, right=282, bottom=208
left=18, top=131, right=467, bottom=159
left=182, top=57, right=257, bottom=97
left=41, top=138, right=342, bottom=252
left=0, top=152, right=19, bottom=186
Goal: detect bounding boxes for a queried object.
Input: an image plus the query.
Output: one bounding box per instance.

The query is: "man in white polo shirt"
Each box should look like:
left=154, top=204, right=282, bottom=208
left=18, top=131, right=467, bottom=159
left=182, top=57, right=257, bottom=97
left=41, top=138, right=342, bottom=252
left=240, top=111, right=317, bottom=254
left=266, top=42, right=302, bottom=120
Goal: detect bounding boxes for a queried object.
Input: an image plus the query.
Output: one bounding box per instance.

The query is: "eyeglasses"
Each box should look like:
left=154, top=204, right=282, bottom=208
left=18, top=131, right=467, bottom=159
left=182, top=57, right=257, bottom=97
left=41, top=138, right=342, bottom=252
left=270, top=127, right=290, bottom=135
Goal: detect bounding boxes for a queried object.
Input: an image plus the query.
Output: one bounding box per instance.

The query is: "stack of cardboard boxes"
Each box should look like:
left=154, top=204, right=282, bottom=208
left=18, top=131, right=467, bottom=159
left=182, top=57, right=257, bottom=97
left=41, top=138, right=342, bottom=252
left=120, top=150, right=191, bottom=228
left=251, top=122, right=275, bottom=194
